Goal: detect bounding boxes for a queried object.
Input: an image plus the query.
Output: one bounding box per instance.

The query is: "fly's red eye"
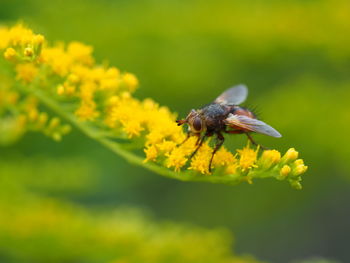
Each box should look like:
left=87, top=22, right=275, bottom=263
left=193, top=117, right=202, bottom=131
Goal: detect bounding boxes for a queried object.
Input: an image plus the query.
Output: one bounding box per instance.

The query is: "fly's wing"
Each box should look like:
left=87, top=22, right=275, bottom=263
left=225, top=114, right=282, bottom=138
left=214, top=84, right=248, bottom=105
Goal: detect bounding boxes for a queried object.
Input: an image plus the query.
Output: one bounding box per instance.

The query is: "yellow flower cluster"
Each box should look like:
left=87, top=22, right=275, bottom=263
left=0, top=24, right=308, bottom=188
left=0, top=84, right=70, bottom=144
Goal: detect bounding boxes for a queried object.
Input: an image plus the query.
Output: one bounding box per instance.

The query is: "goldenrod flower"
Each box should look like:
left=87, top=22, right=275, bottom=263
left=189, top=144, right=212, bottom=174
left=237, top=144, right=259, bottom=171
left=144, top=145, right=158, bottom=162
left=166, top=147, right=188, bottom=172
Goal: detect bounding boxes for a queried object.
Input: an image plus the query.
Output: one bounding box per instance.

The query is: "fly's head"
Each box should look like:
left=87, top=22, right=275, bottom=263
left=176, top=109, right=206, bottom=134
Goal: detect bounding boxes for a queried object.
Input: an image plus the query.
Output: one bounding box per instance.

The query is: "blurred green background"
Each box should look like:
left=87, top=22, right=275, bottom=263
left=1, top=0, right=349, bottom=262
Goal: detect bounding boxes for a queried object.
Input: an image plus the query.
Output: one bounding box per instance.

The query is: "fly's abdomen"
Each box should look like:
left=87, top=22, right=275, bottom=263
left=230, top=106, right=256, bottom=119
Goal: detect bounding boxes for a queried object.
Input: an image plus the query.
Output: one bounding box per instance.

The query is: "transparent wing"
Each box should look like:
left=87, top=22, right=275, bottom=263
left=225, top=114, right=282, bottom=138
left=214, top=84, right=248, bottom=105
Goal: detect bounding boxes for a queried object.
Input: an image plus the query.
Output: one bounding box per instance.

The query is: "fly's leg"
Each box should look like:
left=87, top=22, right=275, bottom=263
left=195, top=133, right=201, bottom=145
left=246, top=133, right=268, bottom=150
left=208, top=132, right=224, bottom=173
left=177, top=131, right=191, bottom=147
left=189, top=134, right=207, bottom=159
left=177, top=132, right=201, bottom=147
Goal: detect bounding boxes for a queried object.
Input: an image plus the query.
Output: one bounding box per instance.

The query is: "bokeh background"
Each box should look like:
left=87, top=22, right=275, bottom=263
left=1, top=0, right=350, bottom=262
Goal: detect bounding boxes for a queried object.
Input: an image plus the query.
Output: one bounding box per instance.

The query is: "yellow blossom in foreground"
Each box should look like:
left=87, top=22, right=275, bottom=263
left=0, top=24, right=309, bottom=189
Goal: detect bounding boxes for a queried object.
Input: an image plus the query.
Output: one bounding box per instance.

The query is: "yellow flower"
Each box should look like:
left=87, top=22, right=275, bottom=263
left=24, top=47, right=34, bottom=57
left=212, top=147, right=237, bottom=167
left=0, top=27, right=10, bottom=49
left=122, top=73, right=139, bottom=92
left=33, top=34, right=45, bottom=45
left=15, top=63, right=38, bottom=83
left=75, top=101, right=99, bottom=121
left=293, top=162, right=308, bottom=176
left=156, top=140, right=177, bottom=154
left=4, top=47, right=17, bottom=60
left=67, top=41, right=94, bottom=66
left=121, top=119, right=144, bottom=138
left=144, top=145, right=158, bottom=162
left=166, top=147, right=188, bottom=172
left=280, top=165, right=291, bottom=177
left=237, top=144, right=258, bottom=171
left=226, top=162, right=239, bottom=175
left=260, top=149, right=281, bottom=169
left=283, top=148, right=299, bottom=162
left=189, top=144, right=212, bottom=174
left=42, top=46, right=72, bottom=76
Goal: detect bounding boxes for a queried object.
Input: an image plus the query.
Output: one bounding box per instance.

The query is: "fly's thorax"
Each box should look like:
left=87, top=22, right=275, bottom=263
left=201, top=103, right=227, bottom=119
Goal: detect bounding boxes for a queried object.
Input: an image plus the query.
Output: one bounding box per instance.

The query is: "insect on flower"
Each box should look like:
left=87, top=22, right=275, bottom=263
left=176, top=85, right=282, bottom=172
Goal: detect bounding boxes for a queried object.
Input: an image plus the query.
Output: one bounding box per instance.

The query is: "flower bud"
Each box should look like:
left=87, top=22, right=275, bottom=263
left=260, top=149, right=281, bottom=169
left=48, top=117, right=60, bottom=129
left=24, top=47, right=33, bottom=57
left=123, top=73, right=138, bottom=91
left=280, top=165, right=291, bottom=177
left=33, top=34, right=45, bottom=45
left=57, top=85, right=65, bottom=95
left=294, top=164, right=308, bottom=176
left=282, top=148, right=299, bottom=163
left=290, top=180, right=302, bottom=190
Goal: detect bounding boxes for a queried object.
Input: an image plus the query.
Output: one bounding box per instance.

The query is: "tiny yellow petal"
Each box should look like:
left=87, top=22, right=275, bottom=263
left=144, top=145, right=158, bottom=162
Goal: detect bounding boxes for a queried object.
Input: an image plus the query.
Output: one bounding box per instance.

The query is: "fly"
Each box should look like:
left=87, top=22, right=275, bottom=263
left=176, top=84, right=282, bottom=172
